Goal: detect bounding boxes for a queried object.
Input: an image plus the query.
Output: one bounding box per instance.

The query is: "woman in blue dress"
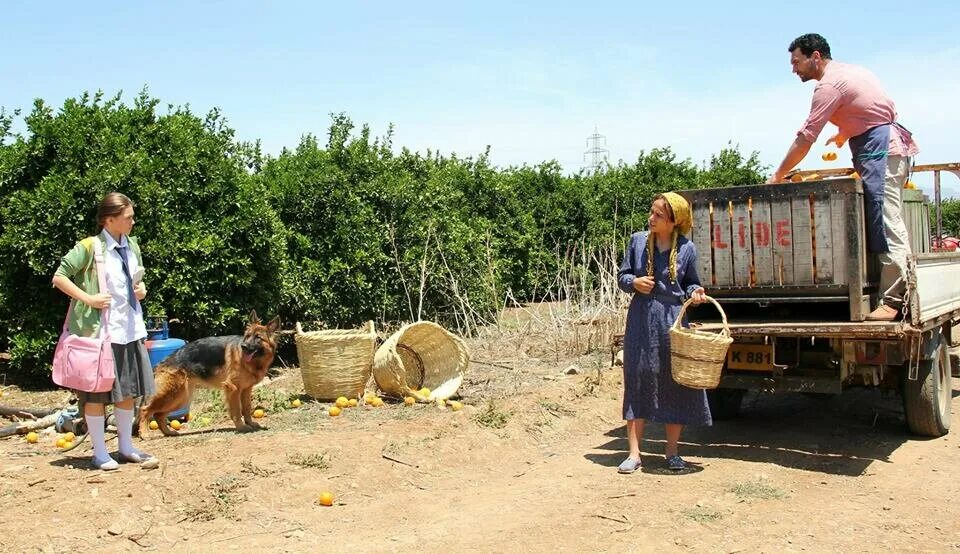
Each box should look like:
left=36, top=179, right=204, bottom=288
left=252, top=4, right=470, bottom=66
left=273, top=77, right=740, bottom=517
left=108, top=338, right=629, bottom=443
left=616, top=192, right=711, bottom=473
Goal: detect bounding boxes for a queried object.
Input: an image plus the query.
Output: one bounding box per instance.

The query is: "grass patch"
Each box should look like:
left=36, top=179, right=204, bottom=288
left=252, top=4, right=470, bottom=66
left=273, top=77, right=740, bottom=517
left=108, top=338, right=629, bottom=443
left=253, top=387, right=293, bottom=413
left=240, top=459, right=274, bottom=477
left=287, top=452, right=330, bottom=470
left=728, top=480, right=787, bottom=500
left=184, top=475, right=247, bottom=521
left=474, top=400, right=510, bottom=429
left=681, top=506, right=723, bottom=523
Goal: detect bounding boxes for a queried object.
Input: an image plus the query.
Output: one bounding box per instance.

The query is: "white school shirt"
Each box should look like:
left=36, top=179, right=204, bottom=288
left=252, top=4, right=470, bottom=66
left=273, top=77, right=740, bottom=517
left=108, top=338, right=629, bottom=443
left=99, top=230, right=147, bottom=344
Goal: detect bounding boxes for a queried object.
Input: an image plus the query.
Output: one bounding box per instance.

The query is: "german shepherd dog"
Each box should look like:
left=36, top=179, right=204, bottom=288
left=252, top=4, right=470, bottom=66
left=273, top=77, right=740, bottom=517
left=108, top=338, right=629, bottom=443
left=139, top=310, right=281, bottom=437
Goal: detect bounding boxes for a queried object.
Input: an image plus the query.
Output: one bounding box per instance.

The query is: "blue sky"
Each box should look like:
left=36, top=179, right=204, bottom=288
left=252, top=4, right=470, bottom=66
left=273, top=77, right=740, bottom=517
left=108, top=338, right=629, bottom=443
left=3, top=1, right=959, bottom=195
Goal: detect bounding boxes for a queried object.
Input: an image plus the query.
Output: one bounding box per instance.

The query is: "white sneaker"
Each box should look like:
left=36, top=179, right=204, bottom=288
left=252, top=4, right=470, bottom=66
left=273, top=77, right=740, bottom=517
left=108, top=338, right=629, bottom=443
left=91, top=456, right=119, bottom=471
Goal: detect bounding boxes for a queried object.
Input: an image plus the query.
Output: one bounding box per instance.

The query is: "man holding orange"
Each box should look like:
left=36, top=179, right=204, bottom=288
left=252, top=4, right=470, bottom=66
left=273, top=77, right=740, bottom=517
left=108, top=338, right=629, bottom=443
left=768, top=33, right=919, bottom=321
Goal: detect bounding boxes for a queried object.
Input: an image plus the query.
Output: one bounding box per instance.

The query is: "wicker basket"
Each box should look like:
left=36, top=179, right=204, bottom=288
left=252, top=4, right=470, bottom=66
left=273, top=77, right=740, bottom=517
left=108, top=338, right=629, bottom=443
left=669, top=296, right=733, bottom=389
left=372, top=321, right=469, bottom=401
left=295, top=321, right=376, bottom=400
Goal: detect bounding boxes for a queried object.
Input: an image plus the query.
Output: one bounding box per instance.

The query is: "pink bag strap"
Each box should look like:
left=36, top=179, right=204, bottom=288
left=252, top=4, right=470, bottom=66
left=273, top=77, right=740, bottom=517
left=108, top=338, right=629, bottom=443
left=60, top=237, right=111, bottom=340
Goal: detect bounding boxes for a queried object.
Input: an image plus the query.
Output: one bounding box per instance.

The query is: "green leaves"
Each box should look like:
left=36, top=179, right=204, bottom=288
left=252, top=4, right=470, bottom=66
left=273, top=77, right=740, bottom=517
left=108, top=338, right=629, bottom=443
left=0, top=95, right=765, bottom=383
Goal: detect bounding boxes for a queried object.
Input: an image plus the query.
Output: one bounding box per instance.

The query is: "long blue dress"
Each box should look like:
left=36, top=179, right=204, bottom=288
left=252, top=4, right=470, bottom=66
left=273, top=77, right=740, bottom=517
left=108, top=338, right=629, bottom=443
left=617, top=231, right=712, bottom=426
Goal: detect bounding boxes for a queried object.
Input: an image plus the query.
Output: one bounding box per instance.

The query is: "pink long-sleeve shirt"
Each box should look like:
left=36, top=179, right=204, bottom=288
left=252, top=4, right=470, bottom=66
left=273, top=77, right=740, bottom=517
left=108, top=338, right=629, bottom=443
left=796, top=60, right=919, bottom=157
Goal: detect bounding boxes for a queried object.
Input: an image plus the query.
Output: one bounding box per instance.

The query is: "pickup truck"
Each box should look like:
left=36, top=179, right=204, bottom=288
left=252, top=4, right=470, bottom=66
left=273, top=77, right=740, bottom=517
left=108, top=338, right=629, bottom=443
left=679, top=163, right=960, bottom=437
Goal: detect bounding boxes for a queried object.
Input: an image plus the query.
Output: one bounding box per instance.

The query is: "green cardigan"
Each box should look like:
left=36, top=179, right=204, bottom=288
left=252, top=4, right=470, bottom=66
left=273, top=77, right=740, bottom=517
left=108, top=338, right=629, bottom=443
left=54, top=235, right=143, bottom=337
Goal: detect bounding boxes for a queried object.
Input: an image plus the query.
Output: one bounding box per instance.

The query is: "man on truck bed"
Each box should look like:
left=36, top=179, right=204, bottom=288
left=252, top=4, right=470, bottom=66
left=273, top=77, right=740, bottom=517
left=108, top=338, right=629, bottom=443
left=767, top=33, right=919, bottom=321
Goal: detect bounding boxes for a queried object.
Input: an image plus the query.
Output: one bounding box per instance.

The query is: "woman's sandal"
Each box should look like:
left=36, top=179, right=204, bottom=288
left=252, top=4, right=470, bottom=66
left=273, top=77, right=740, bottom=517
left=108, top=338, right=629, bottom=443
left=665, top=454, right=687, bottom=471
left=617, top=457, right=642, bottom=474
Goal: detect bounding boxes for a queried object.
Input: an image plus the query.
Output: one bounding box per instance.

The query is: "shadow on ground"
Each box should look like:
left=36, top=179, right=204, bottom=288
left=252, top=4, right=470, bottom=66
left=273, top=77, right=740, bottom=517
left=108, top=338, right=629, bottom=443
left=585, top=388, right=923, bottom=476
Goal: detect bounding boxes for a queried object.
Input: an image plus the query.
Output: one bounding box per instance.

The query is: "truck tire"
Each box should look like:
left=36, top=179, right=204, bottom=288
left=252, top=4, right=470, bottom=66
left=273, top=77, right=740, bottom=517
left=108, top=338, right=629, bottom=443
left=902, top=343, right=952, bottom=437
left=708, top=388, right=745, bottom=420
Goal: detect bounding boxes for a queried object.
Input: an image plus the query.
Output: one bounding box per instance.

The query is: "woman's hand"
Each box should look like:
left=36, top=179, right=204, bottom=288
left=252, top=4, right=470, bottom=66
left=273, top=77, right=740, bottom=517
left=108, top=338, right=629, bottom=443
left=632, top=276, right=655, bottom=294
left=689, top=287, right=708, bottom=304
left=85, top=292, right=112, bottom=309
left=134, top=281, right=147, bottom=301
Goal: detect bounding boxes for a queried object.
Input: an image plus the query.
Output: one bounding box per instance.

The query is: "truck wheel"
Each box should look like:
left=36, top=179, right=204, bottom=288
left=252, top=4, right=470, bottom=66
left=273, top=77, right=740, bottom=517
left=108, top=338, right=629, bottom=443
left=708, top=388, right=745, bottom=420
left=902, top=344, right=952, bottom=437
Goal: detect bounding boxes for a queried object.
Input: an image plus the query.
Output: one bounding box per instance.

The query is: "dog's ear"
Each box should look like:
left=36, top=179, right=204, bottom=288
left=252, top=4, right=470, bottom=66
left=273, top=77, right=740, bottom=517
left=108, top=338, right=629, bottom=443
left=249, top=309, right=260, bottom=324
left=266, top=316, right=281, bottom=334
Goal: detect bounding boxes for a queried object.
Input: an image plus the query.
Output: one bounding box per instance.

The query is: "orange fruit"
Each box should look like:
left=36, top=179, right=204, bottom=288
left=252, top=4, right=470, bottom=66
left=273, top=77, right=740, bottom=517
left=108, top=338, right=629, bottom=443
left=436, top=399, right=446, bottom=409
left=318, top=491, right=334, bottom=506
left=450, top=401, right=464, bottom=411
left=418, top=387, right=431, bottom=398
left=55, top=437, right=67, bottom=448
left=328, top=406, right=342, bottom=417
left=62, top=440, right=74, bottom=449
left=371, top=397, right=384, bottom=407
left=25, top=432, right=39, bottom=444
left=904, top=180, right=916, bottom=189
left=404, top=396, right=416, bottom=406
left=170, top=419, right=182, bottom=430
left=347, top=398, right=358, bottom=407
left=253, top=409, right=265, bottom=419
left=335, top=397, right=349, bottom=408
left=149, top=420, right=159, bottom=430
left=64, top=432, right=76, bottom=442
left=291, top=399, right=302, bottom=408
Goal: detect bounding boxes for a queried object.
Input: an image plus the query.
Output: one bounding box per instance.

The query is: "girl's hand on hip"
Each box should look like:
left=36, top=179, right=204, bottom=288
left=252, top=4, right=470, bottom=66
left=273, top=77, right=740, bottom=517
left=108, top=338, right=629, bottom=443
left=134, top=281, right=147, bottom=301
left=633, top=276, right=655, bottom=294
left=85, top=292, right=112, bottom=309
left=690, top=288, right=708, bottom=304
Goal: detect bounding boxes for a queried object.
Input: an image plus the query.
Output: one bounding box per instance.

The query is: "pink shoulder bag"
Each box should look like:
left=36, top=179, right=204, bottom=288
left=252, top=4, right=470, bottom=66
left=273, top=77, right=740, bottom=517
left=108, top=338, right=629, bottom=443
left=52, top=238, right=115, bottom=393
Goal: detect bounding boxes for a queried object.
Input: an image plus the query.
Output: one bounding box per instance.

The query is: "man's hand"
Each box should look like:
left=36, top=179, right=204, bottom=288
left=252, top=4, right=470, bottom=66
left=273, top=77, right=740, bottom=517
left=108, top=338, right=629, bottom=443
left=134, top=281, right=147, bottom=301
left=766, top=174, right=786, bottom=184
left=633, top=276, right=655, bottom=294
left=825, top=133, right=847, bottom=148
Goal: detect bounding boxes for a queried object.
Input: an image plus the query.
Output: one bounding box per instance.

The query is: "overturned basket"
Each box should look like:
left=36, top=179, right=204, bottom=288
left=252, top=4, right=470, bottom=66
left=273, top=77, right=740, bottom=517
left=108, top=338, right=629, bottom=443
left=372, top=321, right=469, bottom=401
left=669, top=296, right=733, bottom=389
left=295, top=321, right=376, bottom=400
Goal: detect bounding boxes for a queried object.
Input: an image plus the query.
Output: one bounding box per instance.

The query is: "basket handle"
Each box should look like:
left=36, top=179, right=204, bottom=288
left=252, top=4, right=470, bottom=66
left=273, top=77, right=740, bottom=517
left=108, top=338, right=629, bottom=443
left=295, top=321, right=304, bottom=335
left=670, top=296, right=730, bottom=338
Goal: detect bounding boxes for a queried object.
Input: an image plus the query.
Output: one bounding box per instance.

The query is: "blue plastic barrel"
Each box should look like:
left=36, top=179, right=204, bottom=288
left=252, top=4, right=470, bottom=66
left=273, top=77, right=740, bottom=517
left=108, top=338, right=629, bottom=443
left=145, top=335, right=189, bottom=421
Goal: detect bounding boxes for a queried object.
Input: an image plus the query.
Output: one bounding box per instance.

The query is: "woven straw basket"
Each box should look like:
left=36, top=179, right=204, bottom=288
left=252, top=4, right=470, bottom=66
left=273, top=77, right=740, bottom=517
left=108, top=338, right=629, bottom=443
left=372, top=321, right=469, bottom=401
left=669, top=296, right=733, bottom=389
left=295, top=321, right=376, bottom=400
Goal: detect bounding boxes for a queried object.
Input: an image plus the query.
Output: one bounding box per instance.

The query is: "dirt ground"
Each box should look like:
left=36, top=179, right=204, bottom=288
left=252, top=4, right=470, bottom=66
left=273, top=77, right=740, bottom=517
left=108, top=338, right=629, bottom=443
left=3, top=323, right=960, bottom=553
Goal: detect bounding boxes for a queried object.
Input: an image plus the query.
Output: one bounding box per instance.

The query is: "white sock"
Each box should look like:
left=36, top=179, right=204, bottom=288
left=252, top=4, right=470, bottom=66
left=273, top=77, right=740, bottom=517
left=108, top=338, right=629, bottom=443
left=85, top=414, right=110, bottom=461
left=114, top=408, right=138, bottom=456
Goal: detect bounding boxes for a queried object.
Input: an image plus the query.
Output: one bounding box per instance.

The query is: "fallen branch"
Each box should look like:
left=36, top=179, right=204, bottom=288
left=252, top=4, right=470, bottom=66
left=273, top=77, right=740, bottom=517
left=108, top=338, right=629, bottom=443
left=0, top=405, right=60, bottom=418
left=0, top=412, right=59, bottom=438
left=472, top=359, right=515, bottom=370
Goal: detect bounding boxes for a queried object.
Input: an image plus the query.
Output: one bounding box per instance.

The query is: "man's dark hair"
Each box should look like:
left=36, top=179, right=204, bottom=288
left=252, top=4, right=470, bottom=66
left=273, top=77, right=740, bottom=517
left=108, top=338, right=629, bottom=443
left=788, top=33, right=831, bottom=59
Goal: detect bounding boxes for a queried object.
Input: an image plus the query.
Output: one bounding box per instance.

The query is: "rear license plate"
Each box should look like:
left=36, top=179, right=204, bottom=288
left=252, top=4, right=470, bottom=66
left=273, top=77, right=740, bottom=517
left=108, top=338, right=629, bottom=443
left=726, top=343, right=774, bottom=371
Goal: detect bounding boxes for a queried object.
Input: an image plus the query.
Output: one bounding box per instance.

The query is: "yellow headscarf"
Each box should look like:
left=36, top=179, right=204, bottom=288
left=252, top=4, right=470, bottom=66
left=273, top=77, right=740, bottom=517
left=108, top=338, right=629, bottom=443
left=661, top=192, right=692, bottom=236
left=646, top=192, right=693, bottom=283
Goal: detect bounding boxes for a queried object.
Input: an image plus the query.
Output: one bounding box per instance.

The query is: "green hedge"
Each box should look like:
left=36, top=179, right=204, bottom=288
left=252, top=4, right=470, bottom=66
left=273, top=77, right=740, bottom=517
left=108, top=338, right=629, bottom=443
left=0, top=91, right=766, bottom=383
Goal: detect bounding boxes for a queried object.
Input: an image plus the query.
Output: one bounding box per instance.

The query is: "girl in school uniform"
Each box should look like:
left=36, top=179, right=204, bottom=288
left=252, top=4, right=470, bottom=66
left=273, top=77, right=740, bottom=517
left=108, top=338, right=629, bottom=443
left=52, top=192, right=156, bottom=470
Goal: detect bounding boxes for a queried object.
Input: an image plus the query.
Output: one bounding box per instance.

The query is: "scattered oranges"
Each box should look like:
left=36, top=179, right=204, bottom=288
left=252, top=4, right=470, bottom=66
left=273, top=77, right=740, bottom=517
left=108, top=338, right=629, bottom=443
left=149, top=420, right=159, bottom=430
left=335, top=397, right=349, bottom=408
left=369, top=397, right=384, bottom=407
left=291, top=398, right=302, bottom=408
left=62, top=440, right=74, bottom=449
left=253, top=408, right=265, bottom=419
left=170, top=419, right=182, bottom=431
left=347, top=398, right=358, bottom=408
left=25, top=432, right=39, bottom=444
left=328, top=406, right=342, bottom=417
left=318, top=491, right=334, bottom=506
left=403, top=396, right=416, bottom=406
left=55, top=437, right=67, bottom=448
left=64, top=432, right=75, bottom=442
left=436, top=399, right=446, bottom=409
left=418, top=387, right=431, bottom=398
left=449, top=401, right=464, bottom=411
